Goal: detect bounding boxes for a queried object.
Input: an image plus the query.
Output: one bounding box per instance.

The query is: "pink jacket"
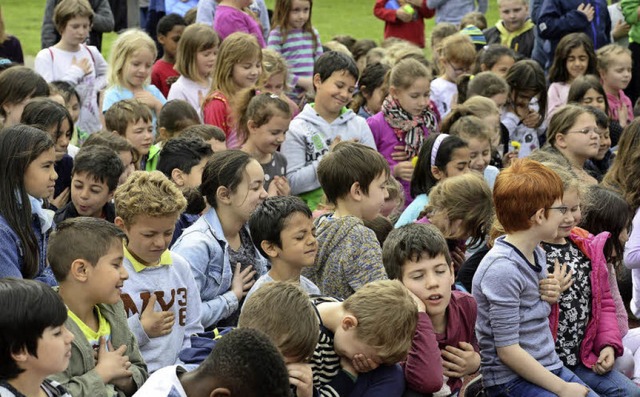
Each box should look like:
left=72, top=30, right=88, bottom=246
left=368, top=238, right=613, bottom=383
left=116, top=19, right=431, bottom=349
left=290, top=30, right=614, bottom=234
left=549, top=227, right=623, bottom=368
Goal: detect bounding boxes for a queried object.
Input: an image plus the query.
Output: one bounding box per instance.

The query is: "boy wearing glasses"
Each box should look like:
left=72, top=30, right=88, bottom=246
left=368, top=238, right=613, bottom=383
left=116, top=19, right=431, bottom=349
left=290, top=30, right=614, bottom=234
left=472, top=158, right=596, bottom=397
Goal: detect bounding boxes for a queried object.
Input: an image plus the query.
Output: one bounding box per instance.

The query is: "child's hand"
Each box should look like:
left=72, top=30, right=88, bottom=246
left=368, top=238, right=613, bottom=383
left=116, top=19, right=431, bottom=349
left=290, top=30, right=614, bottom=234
left=405, top=0, right=422, bottom=7
left=577, top=3, right=595, bottom=22
left=539, top=275, right=561, bottom=304
left=274, top=176, right=291, bottom=196
left=134, top=90, right=162, bottom=112
left=231, top=263, right=256, bottom=300
left=521, top=111, right=541, bottom=128
left=140, top=294, right=175, bottom=338
left=554, top=259, right=574, bottom=293
left=503, top=151, right=519, bottom=167
left=95, top=337, right=133, bottom=384
left=396, top=8, right=413, bottom=22
left=619, top=104, right=629, bottom=128
left=50, top=187, right=70, bottom=209
left=391, top=145, right=410, bottom=161
left=451, top=247, right=465, bottom=273
left=557, top=382, right=589, bottom=397
left=351, top=353, right=380, bottom=373
left=612, top=20, right=631, bottom=41
left=593, top=346, right=615, bottom=375
left=441, top=342, right=480, bottom=378
left=393, top=160, right=414, bottom=182
left=71, top=56, right=93, bottom=76
left=287, top=362, right=314, bottom=397
left=339, top=356, right=358, bottom=376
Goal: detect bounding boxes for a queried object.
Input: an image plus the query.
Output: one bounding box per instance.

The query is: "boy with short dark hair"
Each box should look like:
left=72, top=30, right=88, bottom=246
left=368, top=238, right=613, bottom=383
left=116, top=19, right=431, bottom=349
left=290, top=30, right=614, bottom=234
left=0, top=278, right=74, bottom=397
left=303, top=141, right=390, bottom=299
left=157, top=136, right=214, bottom=246
left=247, top=196, right=320, bottom=300
left=54, top=145, right=124, bottom=224
left=114, top=171, right=204, bottom=373
left=472, top=158, right=596, bottom=397
left=135, top=327, right=291, bottom=397
left=105, top=99, right=154, bottom=169
left=483, top=0, right=535, bottom=58
left=281, top=51, right=377, bottom=209
left=47, top=217, right=148, bottom=396
left=152, top=14, right=186, bottom=98
left=384, top=223, right=480, bottom=395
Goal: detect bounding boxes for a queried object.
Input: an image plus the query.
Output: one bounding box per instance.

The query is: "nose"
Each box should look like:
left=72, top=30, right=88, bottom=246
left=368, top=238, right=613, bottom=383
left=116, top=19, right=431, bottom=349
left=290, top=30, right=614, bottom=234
left=259, top=186, right=268, bottom=200
left=64, top=326, right=75, bottom=343
left=79, top=187, right=90, bottom=200
left=120, top=265, right=129, bottom=280
left=51, top=167, right=59, bottom=181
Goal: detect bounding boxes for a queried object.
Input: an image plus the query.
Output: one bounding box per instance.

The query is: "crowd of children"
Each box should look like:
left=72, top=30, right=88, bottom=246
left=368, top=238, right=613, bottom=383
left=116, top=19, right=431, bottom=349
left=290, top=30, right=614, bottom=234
left=4, top=0, right=640, bottom=395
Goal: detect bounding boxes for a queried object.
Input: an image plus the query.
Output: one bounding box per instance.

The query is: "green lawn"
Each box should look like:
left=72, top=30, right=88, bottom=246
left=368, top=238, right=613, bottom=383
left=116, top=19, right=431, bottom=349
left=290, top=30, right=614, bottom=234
left=4, top=0, right=500, bottom=61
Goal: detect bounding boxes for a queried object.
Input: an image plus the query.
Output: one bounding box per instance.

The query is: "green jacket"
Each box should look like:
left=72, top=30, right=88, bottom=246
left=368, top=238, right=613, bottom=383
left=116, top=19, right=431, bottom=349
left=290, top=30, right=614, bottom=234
left=622, top=0, right=640, bottom=43
left=144, top=144, right=161, bottom=172
left=48, top=300, right=148, bottom=397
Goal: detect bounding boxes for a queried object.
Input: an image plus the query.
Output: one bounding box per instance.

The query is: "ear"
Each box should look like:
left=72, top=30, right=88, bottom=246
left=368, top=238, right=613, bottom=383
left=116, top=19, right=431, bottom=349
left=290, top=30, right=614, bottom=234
left=341, top=314, right=358, bottom=331
left=114, top=216, right=127, bottom=231
left=260, top=240, right=279, bottom=259
left=554, top=132, right=567, bottom=149
left=210, top=388, right=231, bottom=397
left=531, top=207, right=546, bottom=226
left=216, top=185, right=232, bottom=205
left=171, top=168, right=186, bottom=187
left=158, top=127, right=169, bottom=142
left=247, top=119, right=258, bottom=133
left=70, top=258, right=93, bottom=282
left=312, top=73, right=322, bottom=91
left=448, top=262, right=456, bottom=285
left=431, top=165, right=445, bottom=181
left=157, top=34, right=166, bottom=45
left=349, top=181, right=363, bottom=202
left=11, top=347, right=29, bottom=365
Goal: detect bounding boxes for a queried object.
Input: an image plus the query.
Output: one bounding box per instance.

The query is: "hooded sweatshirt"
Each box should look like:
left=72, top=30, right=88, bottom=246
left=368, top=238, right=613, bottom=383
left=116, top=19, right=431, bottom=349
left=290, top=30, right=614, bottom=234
left=302, top=214, right=388, bottom=300
left=483, top=19, right=535, bottom=58
left=281, top=104, right=377, bottom=203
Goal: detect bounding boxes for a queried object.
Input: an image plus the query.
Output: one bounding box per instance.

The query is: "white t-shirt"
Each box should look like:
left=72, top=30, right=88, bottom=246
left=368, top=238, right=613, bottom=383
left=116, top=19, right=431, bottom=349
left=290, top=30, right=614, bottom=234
left=132, top=365, right=187, bottom=397
left=430, top=77, right=457, bottom=118
left=167, top=76, right=211, bottom=121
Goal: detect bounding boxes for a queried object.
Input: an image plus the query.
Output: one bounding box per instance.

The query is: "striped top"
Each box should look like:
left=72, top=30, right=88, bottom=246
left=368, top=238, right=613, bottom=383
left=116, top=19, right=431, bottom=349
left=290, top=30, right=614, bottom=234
left=267, top=27, right=323, bottom=93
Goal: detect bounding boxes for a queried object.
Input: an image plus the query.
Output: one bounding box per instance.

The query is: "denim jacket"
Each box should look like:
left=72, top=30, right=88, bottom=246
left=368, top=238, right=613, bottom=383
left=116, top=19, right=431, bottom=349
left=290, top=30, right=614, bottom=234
left=171, top=207, right=268, bottom=328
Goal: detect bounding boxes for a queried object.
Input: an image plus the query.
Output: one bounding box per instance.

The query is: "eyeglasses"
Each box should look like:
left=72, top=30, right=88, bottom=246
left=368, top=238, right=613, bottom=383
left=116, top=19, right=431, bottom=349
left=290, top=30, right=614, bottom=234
left=447, top=61, right=471, bottom=75
left=548, top=206, right=569, bottom=215
left=566, top=127, right=601, bottom=135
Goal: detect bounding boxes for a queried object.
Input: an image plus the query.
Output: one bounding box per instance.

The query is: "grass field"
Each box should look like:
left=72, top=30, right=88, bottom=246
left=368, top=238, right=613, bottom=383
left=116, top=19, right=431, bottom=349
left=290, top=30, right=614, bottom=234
left=3, top=0, right=501, bottom=61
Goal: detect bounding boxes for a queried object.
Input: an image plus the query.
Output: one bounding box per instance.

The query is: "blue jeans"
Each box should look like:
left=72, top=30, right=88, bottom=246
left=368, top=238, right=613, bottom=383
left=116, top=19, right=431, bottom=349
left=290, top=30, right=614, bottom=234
left=572, top=363, right=640, bottom=397
left=485, top=366, right=600, bottom=397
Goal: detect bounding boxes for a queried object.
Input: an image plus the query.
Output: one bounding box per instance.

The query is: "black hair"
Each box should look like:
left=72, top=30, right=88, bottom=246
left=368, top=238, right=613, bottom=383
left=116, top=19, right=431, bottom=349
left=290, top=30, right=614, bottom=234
left=0, top=125, right=55, bottom=279
left=197, top=328, right=290, bottom=397
left=548, top=33, right=596, bottom=84
left=0, top=66, right=49, bottom=121
left=475, top=44, right=516, bottom=73
left=505, top=59, right=547, bottom=123
left=157, top=135, right=213, bottom=178
left=350, top=62, right=390, bottom=113
left=580, top=185, right=632, bottom=266
left=158, top=99, right=200, bottom=140
left=21, top=98, right=74, bottom=142
left=313, top=51, right=359, bottom=85
left=584, top=106, right=609, bottom=129
left=157, top=13, right=186, bottom=36
left=200, top=150, right=253, bottom=209
left=249, top=196, right=312, bottom=258
left=49, top=81, right=82, bottom=106
left=73, top=145, right=125, bottom=192
left=48, top=217, right=126, bottom=282
left=383, top=223, right=452, bottom=280
left=0, top=278, right=67, bottom=381
left=351, top=39, right=378, bottom=61
left=410, top=134, right=468, bottom=198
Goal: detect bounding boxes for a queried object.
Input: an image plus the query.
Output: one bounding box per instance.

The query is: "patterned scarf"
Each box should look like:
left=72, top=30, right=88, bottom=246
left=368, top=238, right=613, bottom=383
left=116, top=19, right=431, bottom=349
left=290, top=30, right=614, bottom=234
left=382, top=96, right=437, bottom=158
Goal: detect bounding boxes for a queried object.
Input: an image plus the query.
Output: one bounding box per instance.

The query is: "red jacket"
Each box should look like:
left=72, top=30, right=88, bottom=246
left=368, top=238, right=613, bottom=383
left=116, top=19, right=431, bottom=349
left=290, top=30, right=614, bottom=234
left=373, top=0, right=435, bottom=48
left=548, top=227, right=623, bottom=368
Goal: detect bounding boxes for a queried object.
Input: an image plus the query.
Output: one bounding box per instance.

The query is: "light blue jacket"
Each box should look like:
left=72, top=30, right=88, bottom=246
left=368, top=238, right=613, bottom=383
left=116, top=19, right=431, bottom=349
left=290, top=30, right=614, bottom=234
left=171, top=207, right=268, bottom=329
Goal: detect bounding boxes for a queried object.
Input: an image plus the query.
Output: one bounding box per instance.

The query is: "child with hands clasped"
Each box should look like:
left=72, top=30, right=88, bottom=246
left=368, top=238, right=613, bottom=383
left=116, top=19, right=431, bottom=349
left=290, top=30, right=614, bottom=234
left=171, top=150, right=268, bottom=329
left=236, top=91, right=292, bottom=196
left=367, top=58, right=437, bottom=206
left=0, top=278, right=74, bottom=397
left=34, top=0, right=107, bottom=135
left=268, top=0, right=323, bottom=102
left=103, top=29, right=167, bottom=134
left=114, top=171, right=204, bottom=374
left=597, top=44, right=634, bottom=128
left=0, top=126, right=58, bottom=285
left=47, top=217, right=148, bottom=396
left=168, top=24, right=220, bottom=118
left=203, top=32, right=263, bottom=149
left=384, top=223, right=480, bottom=396
left=547, top=33, right=597, bottom=119
left=374, top=0, right=435, bottom=48
left=473, top=158, right=597, bottom=397
left=539, top=164, right=640, bottom=396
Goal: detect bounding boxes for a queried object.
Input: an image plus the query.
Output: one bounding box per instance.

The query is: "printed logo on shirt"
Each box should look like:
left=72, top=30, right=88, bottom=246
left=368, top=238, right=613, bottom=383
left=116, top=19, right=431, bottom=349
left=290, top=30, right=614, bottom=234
left=121, top=289, right=188, bottom=326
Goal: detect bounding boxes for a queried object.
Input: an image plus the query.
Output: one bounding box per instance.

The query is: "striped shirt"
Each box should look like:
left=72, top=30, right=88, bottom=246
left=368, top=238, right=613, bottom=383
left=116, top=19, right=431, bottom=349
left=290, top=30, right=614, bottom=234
left=267, top=27, right=323, bottom=94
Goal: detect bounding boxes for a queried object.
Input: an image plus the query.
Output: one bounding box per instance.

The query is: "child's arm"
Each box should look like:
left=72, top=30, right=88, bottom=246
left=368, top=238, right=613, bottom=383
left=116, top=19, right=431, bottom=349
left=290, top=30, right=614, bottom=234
left=280, top=124, right=323, bottom=195
left=179, top=261, right=206, bottom=354
left=91, top=48, right=109, bottom=92
left=91, top=0, right=115, bottom=34
left=403, top=311, right=445, bottom=393
left=373, top=0, right=406, bottom=23
left=538, top=0, right=592, bottom=40
left=592, top=260, right=624, bottom=363
left=343, top=229, right=388, bottom=291
left=0, top=228, right=25, bottom=280
left=476, top=0, right=488, bottom=14
left=33, top=50, right=87, bottom=84
left=203, top=98, right=230, bottom=137
left=496, top=345, right=589, bottom=396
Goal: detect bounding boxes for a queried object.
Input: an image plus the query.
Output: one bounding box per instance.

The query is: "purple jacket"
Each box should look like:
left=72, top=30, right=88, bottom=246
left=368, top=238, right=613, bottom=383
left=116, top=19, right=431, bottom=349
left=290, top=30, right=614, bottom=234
left=366, top=111, right=431, bottom=206
left=549, top=227, right=623, bottom=368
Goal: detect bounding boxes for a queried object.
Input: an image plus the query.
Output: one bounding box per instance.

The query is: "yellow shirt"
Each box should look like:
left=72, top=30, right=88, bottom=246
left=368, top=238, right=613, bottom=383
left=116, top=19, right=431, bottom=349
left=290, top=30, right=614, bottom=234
left=67, top=306, right=111, bottom=350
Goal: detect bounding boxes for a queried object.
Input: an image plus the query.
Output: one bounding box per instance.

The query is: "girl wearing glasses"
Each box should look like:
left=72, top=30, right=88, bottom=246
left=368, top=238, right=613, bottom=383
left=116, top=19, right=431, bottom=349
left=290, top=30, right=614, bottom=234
left=540, top=162, right=640, bottom=397
left=545, top=104, right=599, bottom=185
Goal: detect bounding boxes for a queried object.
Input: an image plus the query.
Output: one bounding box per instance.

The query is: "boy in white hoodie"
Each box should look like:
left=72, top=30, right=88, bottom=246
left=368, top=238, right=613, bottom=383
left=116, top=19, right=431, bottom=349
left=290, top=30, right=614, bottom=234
left=281, top=51, right=377, bottom=210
